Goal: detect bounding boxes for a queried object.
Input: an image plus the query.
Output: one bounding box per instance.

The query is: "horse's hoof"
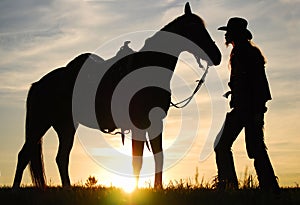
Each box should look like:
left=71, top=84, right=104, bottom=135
left=11, top=186, right=20, bottom=192
left=63, top=185, right=72, bottom=191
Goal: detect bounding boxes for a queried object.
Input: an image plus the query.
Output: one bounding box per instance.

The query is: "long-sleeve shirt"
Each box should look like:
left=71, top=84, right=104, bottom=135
left=228, top=42, right=272, bottom=113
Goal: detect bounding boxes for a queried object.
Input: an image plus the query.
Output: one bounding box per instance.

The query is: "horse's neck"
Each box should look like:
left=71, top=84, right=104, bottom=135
left=139, top=30, right=183, bottom=67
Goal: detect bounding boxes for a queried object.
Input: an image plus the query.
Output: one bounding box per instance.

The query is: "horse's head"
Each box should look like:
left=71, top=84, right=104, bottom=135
left=164, top=3, right=221, bottom=67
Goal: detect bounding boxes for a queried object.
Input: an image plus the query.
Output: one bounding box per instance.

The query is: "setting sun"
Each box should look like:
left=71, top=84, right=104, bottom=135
left=122, top=182, right=136, bottom=194
left=113, top=176, right=136, bottom=194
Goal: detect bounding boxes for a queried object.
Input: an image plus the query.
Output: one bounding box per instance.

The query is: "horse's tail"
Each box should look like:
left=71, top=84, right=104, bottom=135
left=29, top=139, right=46, bottom=189
left=26, top=84, right=47, bottom=189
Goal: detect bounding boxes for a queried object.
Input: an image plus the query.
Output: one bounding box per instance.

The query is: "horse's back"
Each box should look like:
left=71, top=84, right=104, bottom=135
left=66, top=53, right=104, bottom=72
left=32, top=53, right=104, bottom=97
left=28, top=53, right=105, bottom=120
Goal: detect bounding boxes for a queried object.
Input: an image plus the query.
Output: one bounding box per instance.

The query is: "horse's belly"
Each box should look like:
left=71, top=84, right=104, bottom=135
left=95, top=86, right=171, bottom=131
left=129, top=87, right=171, bottom=129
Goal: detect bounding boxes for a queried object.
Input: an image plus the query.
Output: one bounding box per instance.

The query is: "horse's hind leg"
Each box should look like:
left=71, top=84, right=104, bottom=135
left=13, top=119, right=50, bottom=189
left=53, top=122, right=76, bottom=188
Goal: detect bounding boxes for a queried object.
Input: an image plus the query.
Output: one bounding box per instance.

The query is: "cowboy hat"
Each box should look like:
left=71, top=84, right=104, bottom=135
left=218, top=17, right=252, bottom=40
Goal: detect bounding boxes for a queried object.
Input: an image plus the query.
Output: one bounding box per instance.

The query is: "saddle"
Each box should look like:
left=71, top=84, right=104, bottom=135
left=95, top=41, right=172, bottom=134
left=96, top=41, right=136, bottom=133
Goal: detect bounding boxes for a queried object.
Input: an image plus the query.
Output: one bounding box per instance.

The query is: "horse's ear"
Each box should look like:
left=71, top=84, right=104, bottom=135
left=184, top=2, right=192, bottom=15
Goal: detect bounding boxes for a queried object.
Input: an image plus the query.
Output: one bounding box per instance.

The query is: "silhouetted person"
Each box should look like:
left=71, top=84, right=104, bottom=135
left=214, top=17, right=280, bottom=193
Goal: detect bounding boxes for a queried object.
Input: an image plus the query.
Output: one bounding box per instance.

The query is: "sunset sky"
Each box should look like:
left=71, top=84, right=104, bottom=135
left=0, top=0, right=299, bottom=189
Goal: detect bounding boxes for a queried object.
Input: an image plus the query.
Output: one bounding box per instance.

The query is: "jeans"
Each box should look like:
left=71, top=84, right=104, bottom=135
left=214, top=108, right=280, bottom=191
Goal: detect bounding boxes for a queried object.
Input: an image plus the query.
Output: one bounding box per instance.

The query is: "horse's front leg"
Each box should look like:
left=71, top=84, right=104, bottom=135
left=148, top=120, right=163, bottom=189
left=131, top=129, right=146, bottom=188
left=150, top=133, right=163, bottom=188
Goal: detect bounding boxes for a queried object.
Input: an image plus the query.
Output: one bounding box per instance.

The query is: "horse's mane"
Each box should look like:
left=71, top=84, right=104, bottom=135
left=161, top=14, right=206, bottom=32
left=142, top=14, right=206, bottom=50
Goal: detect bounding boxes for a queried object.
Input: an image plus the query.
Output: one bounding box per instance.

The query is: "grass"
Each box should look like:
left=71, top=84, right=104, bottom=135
left=1, top=185, right=299, bottom=205
left=1, top=170, right=299, bottom=205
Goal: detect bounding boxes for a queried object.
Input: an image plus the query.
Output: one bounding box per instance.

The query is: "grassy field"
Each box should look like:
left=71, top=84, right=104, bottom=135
left=1, top=186, right=299, bottom=205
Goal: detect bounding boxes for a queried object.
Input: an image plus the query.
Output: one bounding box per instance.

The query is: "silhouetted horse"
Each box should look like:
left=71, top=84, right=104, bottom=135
left=13, top=3, right=221, bottom=189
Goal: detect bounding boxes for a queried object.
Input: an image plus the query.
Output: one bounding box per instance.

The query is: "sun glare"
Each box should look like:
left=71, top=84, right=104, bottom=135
left=122, top=182, right=136, bottom=194
left=113, top=176, right=136, bottom=194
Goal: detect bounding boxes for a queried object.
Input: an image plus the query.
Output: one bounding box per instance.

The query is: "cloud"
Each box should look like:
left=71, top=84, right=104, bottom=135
left=0, top=0, right=54, bottom=32
left=0, top=0, right=195, bottom=109
left=0, top=24, right=64, bottom=51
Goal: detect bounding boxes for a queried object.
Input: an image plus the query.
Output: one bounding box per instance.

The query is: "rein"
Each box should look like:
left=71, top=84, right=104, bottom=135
left=170, top=65, right=209, bottom=108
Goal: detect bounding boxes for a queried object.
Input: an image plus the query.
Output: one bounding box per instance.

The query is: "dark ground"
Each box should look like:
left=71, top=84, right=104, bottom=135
left=1, top=187, right=299, bottom=205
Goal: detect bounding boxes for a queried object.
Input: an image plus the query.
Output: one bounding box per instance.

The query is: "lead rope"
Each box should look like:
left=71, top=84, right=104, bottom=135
left=170, top=65, right=209, bottom=109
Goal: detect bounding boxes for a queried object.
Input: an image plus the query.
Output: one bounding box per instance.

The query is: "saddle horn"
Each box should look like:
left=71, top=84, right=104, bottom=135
left=184, top=2, right=192, bottom=15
